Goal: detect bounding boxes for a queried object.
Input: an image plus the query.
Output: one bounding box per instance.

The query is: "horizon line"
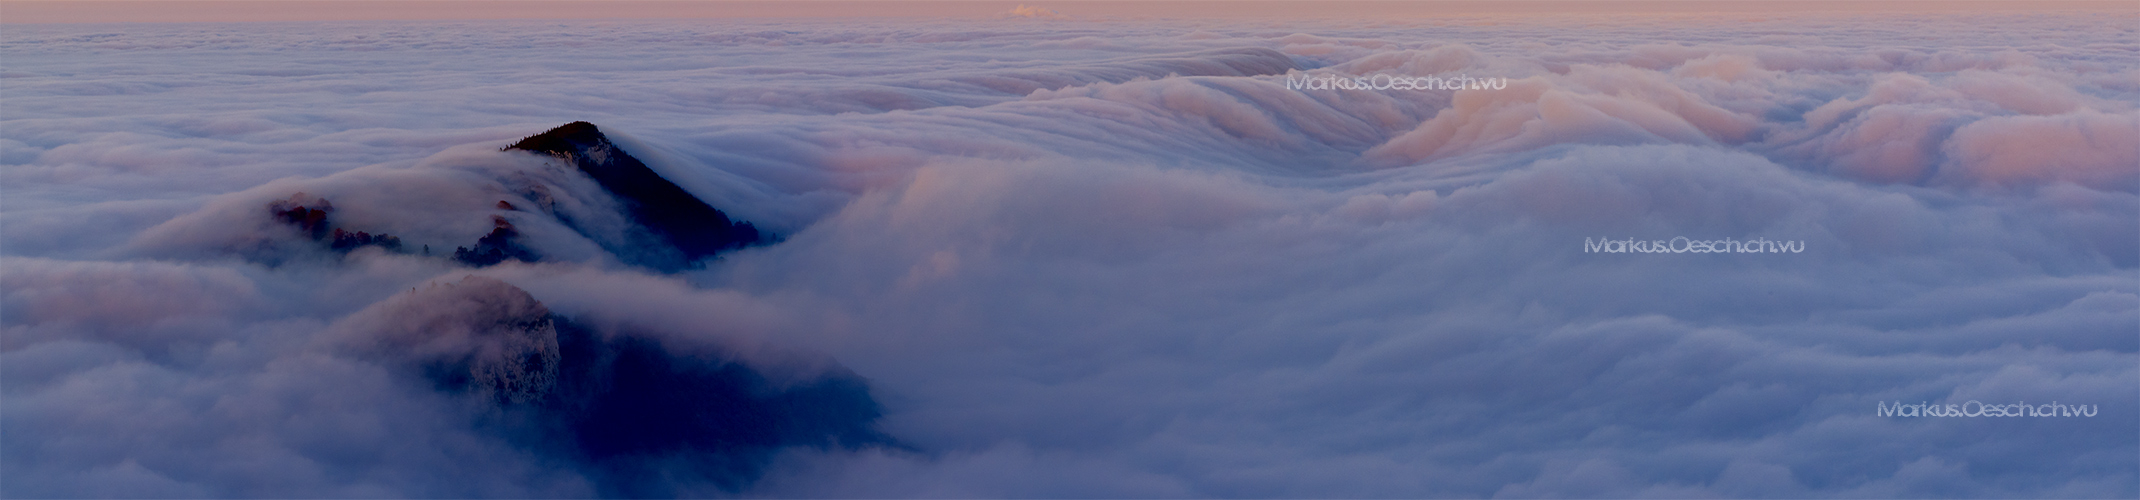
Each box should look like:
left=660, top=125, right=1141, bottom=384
left=5, top=0, right=2131, bottom=24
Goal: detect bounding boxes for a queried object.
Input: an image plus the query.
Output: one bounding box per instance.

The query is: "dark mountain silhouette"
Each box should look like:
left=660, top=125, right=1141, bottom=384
left=264, top=123, right=768, bottom=271
left=505, top=122, right=762, bottom=269
left=342, top=276, right=893, bottom=496
left=540, top=320, right=894, bottom=496
left=452, top=216, right=540, bottom=267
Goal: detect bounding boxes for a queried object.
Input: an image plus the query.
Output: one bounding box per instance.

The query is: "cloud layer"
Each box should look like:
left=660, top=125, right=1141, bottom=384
left=4, top=10, right=2136, bottom=497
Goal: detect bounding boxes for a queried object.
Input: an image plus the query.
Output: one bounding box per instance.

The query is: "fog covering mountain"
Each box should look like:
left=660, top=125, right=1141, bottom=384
left=3, top=11, right=2136, bottom=497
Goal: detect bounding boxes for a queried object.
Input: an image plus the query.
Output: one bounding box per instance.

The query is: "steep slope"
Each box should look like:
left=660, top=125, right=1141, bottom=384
left=506, top=122, right=762, bottom=268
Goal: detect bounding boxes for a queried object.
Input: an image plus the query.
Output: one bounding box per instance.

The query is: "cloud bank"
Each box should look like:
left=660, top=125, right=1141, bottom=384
left=4, top=10, right=2136, bottom=498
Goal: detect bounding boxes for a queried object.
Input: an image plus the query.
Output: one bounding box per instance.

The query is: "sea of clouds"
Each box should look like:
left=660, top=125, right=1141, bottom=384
left=3, top=10, right=2137, bottom=497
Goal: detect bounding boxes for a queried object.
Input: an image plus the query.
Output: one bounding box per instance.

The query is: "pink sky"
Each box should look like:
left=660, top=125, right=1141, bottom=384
left=2, top=1, right=2127, bottom=24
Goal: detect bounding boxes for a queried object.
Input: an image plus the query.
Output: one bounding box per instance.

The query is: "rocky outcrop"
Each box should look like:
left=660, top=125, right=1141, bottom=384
left=452, top=216, right=540, bottom=267
left=268, top=193, right=404, bottom=254
left=328, top=275, right=560, bottom=405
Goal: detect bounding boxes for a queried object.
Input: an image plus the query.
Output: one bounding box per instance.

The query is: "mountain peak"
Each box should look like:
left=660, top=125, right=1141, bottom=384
left=505, top=121, right=605, bottom=157
left=503, top=122, right=763, bottom=270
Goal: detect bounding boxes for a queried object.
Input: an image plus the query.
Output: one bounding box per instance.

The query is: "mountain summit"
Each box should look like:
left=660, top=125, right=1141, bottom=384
left=507, top=122, right=762, bottom=268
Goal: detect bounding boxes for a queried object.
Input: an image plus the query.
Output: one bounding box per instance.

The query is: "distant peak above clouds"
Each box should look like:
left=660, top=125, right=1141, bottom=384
left=505, top=121, right=765, bottom=268
left=125, top=121, right=770, bottom=273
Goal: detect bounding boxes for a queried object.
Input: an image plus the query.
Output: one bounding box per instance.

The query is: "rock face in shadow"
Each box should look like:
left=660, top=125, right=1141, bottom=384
left=452, top=216, right=540, bottom=267
left=331, top=276, right=892, bottom=496
left=543, top=321, right=893, bottom=497
left=506, top=122, right=762, bottom=269
left=267, top=193, right=404, bottom=254
left=329, top=276, right=561, bottom=405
